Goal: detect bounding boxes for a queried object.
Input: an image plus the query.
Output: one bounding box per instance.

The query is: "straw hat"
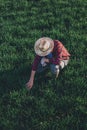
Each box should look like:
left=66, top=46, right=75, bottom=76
left=34, top=37, right=54, bottom=56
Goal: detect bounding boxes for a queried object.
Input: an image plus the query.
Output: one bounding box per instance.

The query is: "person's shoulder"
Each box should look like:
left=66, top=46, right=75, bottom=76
left=35, top=54, right=41, bottom=59
left=53, top=40, right=63, bottom=46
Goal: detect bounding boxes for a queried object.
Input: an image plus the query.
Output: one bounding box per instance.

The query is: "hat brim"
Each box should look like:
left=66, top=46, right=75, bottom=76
left=34, top=37, right=54, bottom=56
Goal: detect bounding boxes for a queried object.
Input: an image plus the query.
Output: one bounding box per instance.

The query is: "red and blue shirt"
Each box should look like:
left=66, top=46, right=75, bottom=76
left=32, top=40, right=71, bottom=71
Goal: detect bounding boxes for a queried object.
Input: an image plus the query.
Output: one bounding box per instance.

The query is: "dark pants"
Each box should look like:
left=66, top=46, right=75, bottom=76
left=37, top=59, right=69, bottom=75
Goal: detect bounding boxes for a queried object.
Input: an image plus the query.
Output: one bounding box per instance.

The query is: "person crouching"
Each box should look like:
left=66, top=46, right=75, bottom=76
left=26, top=37, right=71, bottom=89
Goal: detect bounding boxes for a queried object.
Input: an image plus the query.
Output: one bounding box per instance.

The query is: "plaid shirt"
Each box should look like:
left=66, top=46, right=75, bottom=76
left=32, top=40, right=71, bottom=71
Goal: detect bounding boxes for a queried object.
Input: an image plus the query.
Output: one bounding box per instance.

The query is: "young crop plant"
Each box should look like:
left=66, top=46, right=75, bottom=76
left=0, top=0, right=87, bottom=130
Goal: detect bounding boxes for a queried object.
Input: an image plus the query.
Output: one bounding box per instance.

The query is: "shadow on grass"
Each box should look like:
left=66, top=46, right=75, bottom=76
left=0, top=58, right=67, bottom=97
left=0, top=62, right=53, bottom=96
left=0, top=63, right=32, bottom=96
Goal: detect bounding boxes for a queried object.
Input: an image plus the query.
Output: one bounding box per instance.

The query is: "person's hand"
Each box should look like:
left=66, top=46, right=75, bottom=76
left=26, top=78, right=34, bottom=90
left=43, top=58, right=49, bottom=63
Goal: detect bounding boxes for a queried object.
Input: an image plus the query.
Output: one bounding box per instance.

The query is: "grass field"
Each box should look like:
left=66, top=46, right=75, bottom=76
left=0, top=0, right=87, bottom=130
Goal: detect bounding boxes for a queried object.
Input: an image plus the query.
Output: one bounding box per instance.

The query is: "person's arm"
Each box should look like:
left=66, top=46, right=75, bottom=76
left=26, top=55, right=41, bottom=89
left=26, top=70, right=36, bottom=89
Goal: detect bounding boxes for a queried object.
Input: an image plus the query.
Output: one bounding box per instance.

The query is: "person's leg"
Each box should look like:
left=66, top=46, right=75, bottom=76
left=50, top=64, right=60, bottom=78
left=50, top=59, right=69, bottom=78
left=60, top=59, right=69, bottom=69
left=37, top=63, right=49, bottom=73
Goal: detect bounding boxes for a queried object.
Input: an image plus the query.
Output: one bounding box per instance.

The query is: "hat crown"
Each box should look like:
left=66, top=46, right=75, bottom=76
left=39, top=40, right=50, bottom=52
left=34, top=37, right=54, bottom=56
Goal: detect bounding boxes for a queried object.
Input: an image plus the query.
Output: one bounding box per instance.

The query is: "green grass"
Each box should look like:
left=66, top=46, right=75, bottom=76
left=0, top=0, right=87, bottom=130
